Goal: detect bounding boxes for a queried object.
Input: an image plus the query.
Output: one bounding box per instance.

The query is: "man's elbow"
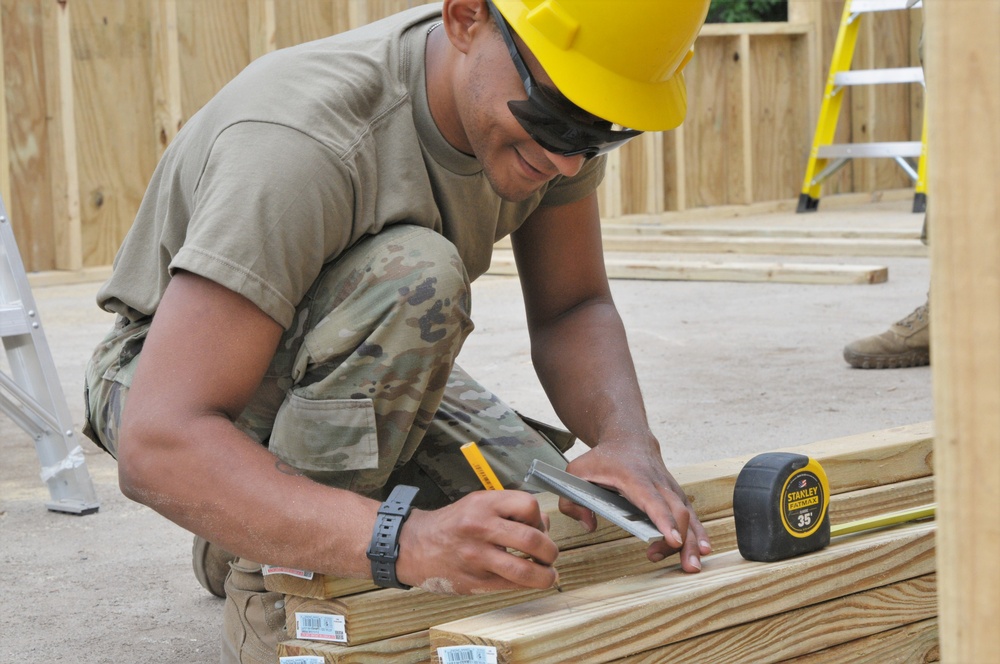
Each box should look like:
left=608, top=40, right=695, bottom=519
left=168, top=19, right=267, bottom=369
left=116, top=435, right=154, bottom=503
left=116, top=417, right=174, bottom=505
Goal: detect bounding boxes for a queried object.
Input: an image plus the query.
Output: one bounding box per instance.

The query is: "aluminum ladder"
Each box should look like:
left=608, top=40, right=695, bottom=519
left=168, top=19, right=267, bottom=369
left=1, top=196, right=100, bottom=515
left=798, top=0, right=927, bottom=213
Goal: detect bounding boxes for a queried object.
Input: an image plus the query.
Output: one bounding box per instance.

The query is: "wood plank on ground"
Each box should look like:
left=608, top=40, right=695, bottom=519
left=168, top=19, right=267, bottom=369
left=611, top=574, right=936, bottom=663
left=487, top=252, right=888, bottom=285
left=429, top=522, right=936, bottom=664
left=597, top=224, right=921, bottom=240
left=492, top=235, right=926, bottom=257
left=595, top=235, right=928, bottom=257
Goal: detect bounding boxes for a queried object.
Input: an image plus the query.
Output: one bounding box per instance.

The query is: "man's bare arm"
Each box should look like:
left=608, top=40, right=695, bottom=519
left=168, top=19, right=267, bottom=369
left=116, top=270, right=559, bottom=591
left=511, top=193, right=711, bottom=571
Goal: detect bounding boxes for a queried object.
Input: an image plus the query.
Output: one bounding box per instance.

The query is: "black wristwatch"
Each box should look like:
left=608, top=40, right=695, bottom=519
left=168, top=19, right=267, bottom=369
left=366, top=485, right=419, bottom=589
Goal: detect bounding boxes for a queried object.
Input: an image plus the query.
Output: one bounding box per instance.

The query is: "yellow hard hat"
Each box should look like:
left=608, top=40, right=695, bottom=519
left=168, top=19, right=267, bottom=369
left=491, top=0, right=710, bottom=132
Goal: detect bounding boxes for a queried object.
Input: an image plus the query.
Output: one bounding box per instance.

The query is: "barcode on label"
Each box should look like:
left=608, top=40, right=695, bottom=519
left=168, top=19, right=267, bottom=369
left=261, top=564, right=314, bottom=580
left=436, top=646, right=498, bottom=664
left=295, top=612, right=347, bottom=643
left=279, top=657, right=324, bottom=664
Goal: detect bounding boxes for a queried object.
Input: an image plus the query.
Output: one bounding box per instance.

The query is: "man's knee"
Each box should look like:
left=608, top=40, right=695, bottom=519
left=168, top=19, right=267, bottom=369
left=367, top=225, right=471, bottom=332
left=298, top=226, right=472, bottom=367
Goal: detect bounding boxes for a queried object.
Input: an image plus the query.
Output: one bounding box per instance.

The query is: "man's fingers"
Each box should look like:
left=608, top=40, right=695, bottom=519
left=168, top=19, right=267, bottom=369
left=458, top=546, right=560, bottom=592
left=558, top=496, right=597, bottom=532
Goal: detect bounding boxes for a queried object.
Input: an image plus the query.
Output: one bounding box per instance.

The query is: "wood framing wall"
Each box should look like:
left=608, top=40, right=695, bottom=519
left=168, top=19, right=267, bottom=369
left=924, top=0, right=1000, bottom=659
left=0, top=0, right=923, bottom=273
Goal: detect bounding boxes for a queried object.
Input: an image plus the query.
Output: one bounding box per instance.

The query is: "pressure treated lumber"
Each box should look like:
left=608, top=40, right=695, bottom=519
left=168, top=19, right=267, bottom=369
left=429, top=522, right=936, bottom=664
left=612, top=575, right=936, bottom=663
left=267, top=423, right=933, bottom=599
left=282, top=477, right=933, bottom=646
left=276, top=631, right=430, bottom=664
left=779, top=618, right=939, bottom=664
left=274, top=427, right=934, bottom=654
left=667, top=420, right=933, bottom=522
left=492, top=234, right=926, bottom=257
left=594, top=235, right=927, bottom=257
left=265, top=573, right=374, bottom=600
left=598, top=224, right=921, bottom=240
left=924, top=2, right=1000, bottom=660
left=265, top=492, right=631, bottom=599
left=487, top=253, right=889, bottom=285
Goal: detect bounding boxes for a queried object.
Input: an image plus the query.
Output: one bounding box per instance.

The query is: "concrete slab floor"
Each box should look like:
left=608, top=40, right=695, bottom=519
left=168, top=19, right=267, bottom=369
left=1, top=198, right=932, bottom=662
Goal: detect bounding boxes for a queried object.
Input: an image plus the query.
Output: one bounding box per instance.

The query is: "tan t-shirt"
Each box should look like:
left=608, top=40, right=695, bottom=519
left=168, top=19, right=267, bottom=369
left=97, top=4, right=605, bottom=329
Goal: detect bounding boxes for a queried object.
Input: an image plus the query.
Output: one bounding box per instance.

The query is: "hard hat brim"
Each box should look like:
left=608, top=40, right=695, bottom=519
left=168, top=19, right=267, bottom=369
left=492, top=0, right=693, bottom=132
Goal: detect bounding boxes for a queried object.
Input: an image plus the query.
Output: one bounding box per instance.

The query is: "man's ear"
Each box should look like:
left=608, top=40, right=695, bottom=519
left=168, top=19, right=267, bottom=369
left=441, top=0, right=490, bottom=55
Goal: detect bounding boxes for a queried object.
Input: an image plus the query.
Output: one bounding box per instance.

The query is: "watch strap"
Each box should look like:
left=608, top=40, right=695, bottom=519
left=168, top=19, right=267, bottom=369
left=366, top=485, right=419, bottom=589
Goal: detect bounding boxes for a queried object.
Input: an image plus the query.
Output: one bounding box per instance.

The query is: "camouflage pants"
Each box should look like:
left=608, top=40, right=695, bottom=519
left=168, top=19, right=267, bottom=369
left=83, top=224, right=572, bottom=664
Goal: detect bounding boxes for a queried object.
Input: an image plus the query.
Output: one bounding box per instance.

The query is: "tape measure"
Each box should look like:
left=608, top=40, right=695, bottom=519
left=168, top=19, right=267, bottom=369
left=733, top=452, right=831, bottom=562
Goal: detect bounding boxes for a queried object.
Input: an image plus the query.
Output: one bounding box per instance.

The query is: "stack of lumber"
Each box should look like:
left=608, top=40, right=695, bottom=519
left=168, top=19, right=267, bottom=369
left=489, top=216, right=928, bottom=285
left=271, top=422, right=937, bottom=663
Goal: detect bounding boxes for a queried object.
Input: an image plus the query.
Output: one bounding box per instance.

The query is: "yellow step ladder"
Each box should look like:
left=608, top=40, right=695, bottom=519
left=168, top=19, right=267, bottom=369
left=798, top=0, right=927, bottom=214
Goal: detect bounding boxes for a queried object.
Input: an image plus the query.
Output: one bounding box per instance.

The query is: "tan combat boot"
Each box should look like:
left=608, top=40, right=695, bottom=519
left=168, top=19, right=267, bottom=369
left=192, top=535, right=237, bottom=598
left=843, top=299, right=930, bottom=369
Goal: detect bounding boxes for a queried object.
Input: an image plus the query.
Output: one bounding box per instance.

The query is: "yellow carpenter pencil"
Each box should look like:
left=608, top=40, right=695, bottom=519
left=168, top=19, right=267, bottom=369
left=460, top=441, right=563, bottom=592
left=460, top=441, right=504, bottom=491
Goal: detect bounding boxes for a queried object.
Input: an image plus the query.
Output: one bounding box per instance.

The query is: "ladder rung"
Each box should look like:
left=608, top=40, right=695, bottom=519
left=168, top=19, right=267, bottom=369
left=1, top=304, right=30, bottom=337
left=817, top=142, right=923, bottom=159
left=850, top=0, right=922, bottom=12
left=834, top=67, right=924, bottom=86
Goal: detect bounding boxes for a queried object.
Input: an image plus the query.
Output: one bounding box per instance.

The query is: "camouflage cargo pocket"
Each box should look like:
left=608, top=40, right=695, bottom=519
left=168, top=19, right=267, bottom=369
left=269, top=392, right=378, bottom=473
left=82, top=318, right=151, bottom=456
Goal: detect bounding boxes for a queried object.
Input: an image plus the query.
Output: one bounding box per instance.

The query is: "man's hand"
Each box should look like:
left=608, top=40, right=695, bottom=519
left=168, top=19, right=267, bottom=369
left=510, top=194, right=711, bottom=574
left=395, top=490, right=560, bottom=594
left=562, top=437, right=711, bottom=573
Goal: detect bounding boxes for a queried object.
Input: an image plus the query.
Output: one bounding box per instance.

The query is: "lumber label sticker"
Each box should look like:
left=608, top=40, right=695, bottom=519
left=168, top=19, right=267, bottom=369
left=781, top=470, right=825, bottom=537
left=436, top=646, right=498, bottom=663
left=262, top=565, right=314, bottom=580
left=279, top=658, right=324, bottom=664
left=295, top=612, right=347, bottom=643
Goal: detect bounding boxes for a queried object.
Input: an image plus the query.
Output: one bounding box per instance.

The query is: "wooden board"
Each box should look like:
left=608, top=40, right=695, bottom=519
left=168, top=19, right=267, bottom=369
left=1, top=0, right=57, bottom=270
left=429, top=523, right=936, bottom=664
left=71, top=0, right=158, bottom=268
left=779, top=618, right=939, bottom=664
left=268, top=424, right=932, bottom=600
left=25, top=265, right=112, bottom=289
left=925, top=2, right=1000, bottom=660
left=487, top=253, right=888, bottom=286
left=266, top=491, right=631, bottom=599
left=612, top=575, right=936, bottom=663
left=671, top=421, right=933, bottom=523
left=277, top=631, right=430, bottom=664
left=592, top=235, right=926, bottom=257
left=598, top=224, right=921, bottom=240
left=281, top=475, right=934, bottom=645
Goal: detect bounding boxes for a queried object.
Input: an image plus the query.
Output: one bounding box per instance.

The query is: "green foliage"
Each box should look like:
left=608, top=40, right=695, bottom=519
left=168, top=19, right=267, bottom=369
left=706, top=0, right=788, bottom=23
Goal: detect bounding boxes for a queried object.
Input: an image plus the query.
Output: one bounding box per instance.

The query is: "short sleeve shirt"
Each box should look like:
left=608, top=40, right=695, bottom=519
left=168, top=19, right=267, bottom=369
left=97, top=4, right=605, bottom=329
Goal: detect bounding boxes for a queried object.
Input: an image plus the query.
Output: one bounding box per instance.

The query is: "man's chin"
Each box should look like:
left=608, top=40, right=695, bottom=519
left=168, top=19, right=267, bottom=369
left=483, top=172, right=545, bottom=203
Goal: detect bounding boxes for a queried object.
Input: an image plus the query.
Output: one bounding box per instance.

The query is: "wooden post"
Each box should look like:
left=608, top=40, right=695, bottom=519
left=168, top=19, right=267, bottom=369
left=150, top=0, right=183, bottom=157
left=247, top=0, right=276, bottom=61
left=42, top=0, right=82, bottom=272
left=0, top=4, right=9, bottom=207
left=924, top=1, right=1000, bottom=660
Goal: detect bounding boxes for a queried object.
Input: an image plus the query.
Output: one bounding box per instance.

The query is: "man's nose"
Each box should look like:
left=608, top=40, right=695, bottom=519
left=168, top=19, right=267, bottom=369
left=544, top=150, right=587, bottom=178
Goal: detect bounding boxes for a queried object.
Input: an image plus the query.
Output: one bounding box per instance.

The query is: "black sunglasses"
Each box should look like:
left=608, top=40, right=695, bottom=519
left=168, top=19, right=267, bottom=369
left=485, top=1, right=641, bottom=159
